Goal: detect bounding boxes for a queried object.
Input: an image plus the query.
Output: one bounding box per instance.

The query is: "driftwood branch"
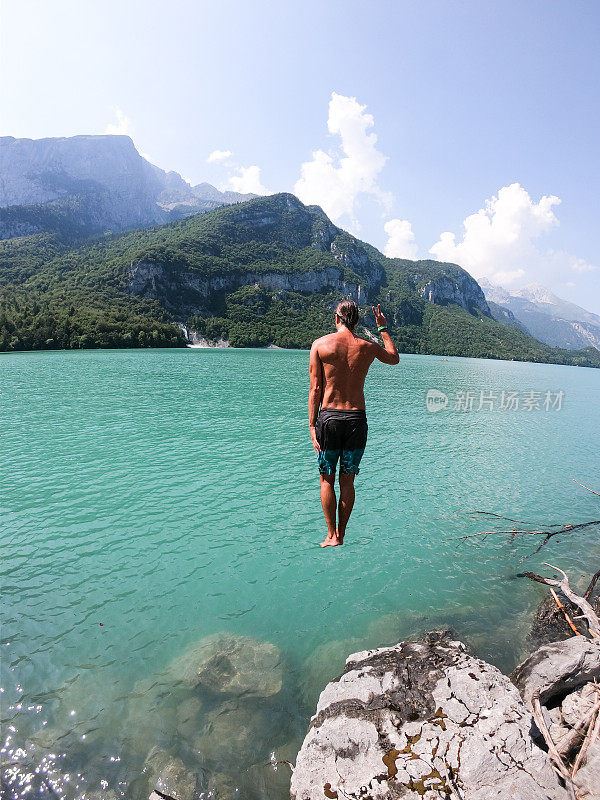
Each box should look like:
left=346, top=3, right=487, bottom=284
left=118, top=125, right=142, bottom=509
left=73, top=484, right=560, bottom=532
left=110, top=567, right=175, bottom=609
left=584, top=569, right=600, bottom=600
left=549, top=588, right=581, bottom=637
left=571, top=701, right=600, bottom=779
left=556, top=696, right=600, bottom=758
left=453, top=521, right=600, bottom=558
left=452, top=480, right=600, bottom=560
left=522, top=564, right=600, bottom=638
left=573, top=479, right=600, bottom=498
left=531, top=690, right=576, bottom=798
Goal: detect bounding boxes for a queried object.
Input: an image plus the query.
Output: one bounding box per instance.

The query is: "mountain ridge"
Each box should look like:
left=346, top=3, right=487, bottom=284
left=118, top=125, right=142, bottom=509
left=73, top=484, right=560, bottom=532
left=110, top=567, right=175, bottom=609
left=480, top=277, right=600, bottom=351
left=1, top=191, right=599, bottom=367
left=0, top=134, right=255, bottom=239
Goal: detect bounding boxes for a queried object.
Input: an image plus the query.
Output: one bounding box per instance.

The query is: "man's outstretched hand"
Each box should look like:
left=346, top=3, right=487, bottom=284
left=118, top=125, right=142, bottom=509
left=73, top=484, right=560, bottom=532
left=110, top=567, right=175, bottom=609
left=372, top=304, right=388, bottom=328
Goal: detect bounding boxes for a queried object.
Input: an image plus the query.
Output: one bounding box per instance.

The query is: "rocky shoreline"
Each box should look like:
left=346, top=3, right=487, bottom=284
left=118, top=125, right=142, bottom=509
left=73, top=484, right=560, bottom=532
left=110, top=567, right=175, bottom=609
left=291, top=631, right=600, bottom=800
left=290, top=574, right=600, bottom=800
left=4, top=584, right=600, bottom=800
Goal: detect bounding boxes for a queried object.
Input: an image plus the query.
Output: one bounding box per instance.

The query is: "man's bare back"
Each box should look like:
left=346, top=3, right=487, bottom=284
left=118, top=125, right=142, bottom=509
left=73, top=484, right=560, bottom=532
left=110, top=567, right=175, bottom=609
left=308, top=302, right=399, bottom=547
left=312, top=328, right=391, bottom=410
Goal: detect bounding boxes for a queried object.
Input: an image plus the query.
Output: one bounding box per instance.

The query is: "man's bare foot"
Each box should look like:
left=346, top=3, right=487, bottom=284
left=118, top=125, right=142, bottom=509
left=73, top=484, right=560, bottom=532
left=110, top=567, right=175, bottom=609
left=337, top=528, right=345, bottom=544
left=320, top=534, right=342, bottom=547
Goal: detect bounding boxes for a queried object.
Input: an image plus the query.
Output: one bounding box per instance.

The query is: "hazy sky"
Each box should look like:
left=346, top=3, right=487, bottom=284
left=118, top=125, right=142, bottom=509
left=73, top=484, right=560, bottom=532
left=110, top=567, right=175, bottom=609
left=2, top=0, right=599, bottom=312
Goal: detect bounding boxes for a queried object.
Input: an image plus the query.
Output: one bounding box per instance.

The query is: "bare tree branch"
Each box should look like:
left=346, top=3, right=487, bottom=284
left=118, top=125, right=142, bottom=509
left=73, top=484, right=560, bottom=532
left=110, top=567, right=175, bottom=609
left=584, top=569, right=600, bottom=600
left=549, top=588, right=581, bottom=637
left=522, top=564, right=600, bottom=638
left=531, top=690, right=577, bottom=798
left=573, top=479, right=600, bottom=497
left=453, top=481, right=600, bottom=560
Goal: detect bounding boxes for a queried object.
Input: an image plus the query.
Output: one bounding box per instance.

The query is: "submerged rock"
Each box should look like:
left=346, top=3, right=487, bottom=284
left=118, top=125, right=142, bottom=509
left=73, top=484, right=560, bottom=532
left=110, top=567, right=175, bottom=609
left=143, top=747, right=196, bottom=800
left=291, top=630, right=566, bottom=800
left=167, top=633, right=283, bottom=697
left=194, top=699, right=269, bottom=766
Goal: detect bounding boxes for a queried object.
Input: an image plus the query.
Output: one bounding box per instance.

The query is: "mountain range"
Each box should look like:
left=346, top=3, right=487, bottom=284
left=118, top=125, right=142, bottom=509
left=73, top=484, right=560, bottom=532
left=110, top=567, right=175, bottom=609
left=0, top=134, right=599, bottom=368
left=0, top=135, right=255, bottom=238
left=480, top=278, right=600, bottom=351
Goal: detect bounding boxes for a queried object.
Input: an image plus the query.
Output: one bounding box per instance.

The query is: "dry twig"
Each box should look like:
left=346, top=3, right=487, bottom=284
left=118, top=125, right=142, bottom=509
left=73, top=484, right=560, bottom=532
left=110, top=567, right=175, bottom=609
left=452, top=481, right=600, bottom=560
left=556, top=697, right=600, bottom=757
left=549, top=588, right=581, bottom=637
left=573, top=480, right=600, bottom=498
left=531, top=690, right=577, bottom=799
left=571, top=703, right=600, bottom=779
left=522, top=564, right=600, bottom=638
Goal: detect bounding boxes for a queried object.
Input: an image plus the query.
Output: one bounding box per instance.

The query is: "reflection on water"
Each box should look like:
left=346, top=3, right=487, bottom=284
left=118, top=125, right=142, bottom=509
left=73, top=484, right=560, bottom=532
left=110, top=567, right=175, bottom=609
left=1, top=348, right=599, bottom=798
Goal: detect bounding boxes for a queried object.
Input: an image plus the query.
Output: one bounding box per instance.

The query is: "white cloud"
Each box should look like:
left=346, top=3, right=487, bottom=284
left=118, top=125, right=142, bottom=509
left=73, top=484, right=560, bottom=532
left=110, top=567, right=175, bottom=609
left=294, top=92, right=392, bottom=230
left=207, top=149, right=233, bottom=163
left=430, top=183, right=567, bottom=284
left=384, top=219, right=418, bottom=259
left=105, top=107, right=132, bottom=137
left=227, top=165, right=269, bottom=195
left=561, top=253, right=595, bottom=273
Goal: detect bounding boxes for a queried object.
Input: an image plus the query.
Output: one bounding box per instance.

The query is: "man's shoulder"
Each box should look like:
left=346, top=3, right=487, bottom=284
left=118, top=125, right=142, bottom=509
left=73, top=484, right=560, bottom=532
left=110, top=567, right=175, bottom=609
left=311, top=333, right=336, bottom=350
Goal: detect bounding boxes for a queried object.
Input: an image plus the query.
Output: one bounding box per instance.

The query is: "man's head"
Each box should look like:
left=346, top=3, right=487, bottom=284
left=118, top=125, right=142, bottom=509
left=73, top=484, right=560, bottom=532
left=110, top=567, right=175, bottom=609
left=334, top=299, right=359, bottom=332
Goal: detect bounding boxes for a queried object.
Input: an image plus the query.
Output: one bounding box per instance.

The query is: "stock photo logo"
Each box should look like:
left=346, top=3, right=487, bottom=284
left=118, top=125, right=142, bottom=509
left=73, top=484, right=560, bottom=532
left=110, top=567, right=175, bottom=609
left=425, top=389, right=564, bottom=413
left=425, top=389, right=449, bottom=413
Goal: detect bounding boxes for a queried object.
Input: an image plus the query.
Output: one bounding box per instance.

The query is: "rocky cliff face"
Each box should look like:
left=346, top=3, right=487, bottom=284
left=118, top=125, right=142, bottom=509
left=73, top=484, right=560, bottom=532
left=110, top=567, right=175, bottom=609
left=125, top=262, right=369, bottom=317
left=416, top=269, right=491, bottom=316
left=480, top=278, right=600, bottom=351
left=0, top=135, right=164, bottom=221
left=0, top=135, right=255, bottom=236
left=123, top=194, right=383, bottom=316
left=290, top=630, right=566, bottom=800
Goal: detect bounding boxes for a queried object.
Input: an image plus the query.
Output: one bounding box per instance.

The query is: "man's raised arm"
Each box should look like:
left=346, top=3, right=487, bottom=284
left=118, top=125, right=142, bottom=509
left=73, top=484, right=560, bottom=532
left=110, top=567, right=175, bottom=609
left=371, top=305, right=399, bottom=365
left=308, top=341, right=323, bottom=452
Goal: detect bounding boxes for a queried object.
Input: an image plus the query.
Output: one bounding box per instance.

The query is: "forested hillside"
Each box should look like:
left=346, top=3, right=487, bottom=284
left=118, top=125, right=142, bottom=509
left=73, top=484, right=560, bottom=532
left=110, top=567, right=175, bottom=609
left=1, top=193, right=599, bottom=367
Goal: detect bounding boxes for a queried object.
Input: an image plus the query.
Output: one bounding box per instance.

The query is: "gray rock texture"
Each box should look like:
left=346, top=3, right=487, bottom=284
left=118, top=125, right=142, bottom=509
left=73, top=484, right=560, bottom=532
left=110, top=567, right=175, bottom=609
left=0, top=135, right=254, bottom=235
left=418, top=272, right=491, bottom=316
left=291, top=631, right=565, bottom=800
left=125, top=261, right=369, bottom=317
left=511, top=637, right=600, bottom=709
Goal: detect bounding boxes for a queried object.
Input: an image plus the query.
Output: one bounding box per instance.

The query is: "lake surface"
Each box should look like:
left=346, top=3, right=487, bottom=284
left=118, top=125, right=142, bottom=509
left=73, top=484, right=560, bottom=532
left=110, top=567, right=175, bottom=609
left=2, top=348, right=599, bottom=800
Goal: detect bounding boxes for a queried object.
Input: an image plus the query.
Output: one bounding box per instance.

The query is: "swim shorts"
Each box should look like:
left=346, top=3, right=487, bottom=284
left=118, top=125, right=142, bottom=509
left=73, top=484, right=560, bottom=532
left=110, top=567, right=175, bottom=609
left=315, top=408, right=368, bottom=476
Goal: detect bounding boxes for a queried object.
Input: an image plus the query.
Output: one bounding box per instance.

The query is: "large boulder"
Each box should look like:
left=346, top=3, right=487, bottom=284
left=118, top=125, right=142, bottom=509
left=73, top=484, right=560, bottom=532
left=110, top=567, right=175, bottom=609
left=511, top=636, right=600, bottom=709
left=143, top=747, right=196, bottom=800
left=290, top=631, right=566, bottom=800
left=166, top=633, right=283, bottom=698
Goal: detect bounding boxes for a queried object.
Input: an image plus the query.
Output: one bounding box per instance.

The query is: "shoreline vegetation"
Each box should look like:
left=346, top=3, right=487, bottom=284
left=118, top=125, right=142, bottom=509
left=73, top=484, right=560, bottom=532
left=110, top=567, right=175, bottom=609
left=2, top=193, right=599, bottom=368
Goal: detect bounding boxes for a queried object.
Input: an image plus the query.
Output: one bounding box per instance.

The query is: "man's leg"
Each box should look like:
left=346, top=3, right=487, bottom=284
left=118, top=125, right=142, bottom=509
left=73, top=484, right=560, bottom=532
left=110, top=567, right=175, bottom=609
left=337, top=473, right=355, bottom=543
left=319, top=472, right=339, bottom=547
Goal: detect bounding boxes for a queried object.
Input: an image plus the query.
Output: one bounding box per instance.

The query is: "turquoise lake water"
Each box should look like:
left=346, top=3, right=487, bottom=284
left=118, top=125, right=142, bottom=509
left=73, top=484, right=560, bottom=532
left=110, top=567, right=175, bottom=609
left=1, top=348, right=599, bottom=799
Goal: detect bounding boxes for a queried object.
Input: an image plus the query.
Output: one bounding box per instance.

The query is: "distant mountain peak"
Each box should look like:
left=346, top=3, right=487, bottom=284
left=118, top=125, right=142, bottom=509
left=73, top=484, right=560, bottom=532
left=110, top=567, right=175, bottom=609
left=513, top=283, right=559, bottom=305
left=0, top=134, right=260, bottom=236
left=479, top=277, right=600, bottom=351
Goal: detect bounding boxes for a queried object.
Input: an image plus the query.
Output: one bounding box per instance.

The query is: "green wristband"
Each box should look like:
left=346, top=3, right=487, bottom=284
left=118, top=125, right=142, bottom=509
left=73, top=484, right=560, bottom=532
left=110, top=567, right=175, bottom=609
left=377, top=325, right=388, bottom=332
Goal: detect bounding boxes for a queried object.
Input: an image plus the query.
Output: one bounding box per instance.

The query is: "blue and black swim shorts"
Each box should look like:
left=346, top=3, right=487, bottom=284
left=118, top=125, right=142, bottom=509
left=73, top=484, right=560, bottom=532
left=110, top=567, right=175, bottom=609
left=315, top=408, right=368, bottom=476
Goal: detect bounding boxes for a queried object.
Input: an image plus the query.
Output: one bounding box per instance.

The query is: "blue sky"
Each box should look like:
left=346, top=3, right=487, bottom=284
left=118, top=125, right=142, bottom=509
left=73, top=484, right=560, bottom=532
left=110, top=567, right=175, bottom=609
left=2, top=0, right=599, bottom=312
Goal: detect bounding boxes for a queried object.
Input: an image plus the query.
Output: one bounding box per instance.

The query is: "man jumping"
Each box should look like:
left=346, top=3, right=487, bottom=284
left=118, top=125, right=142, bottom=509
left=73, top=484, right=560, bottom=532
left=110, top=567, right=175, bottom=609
left=309, top=300, right=399, bottom=547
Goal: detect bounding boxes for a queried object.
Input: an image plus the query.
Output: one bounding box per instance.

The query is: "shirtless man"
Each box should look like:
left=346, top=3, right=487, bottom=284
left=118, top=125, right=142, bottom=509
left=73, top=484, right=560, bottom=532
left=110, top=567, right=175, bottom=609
left=309, top=300, right=399, bottom=547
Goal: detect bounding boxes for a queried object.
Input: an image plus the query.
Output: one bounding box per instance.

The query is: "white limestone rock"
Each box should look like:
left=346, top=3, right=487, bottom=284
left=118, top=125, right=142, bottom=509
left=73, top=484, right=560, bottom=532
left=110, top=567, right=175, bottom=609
left=290, top=631, right=566, bottom=800
left=511, top=637, right=600, bottom=709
